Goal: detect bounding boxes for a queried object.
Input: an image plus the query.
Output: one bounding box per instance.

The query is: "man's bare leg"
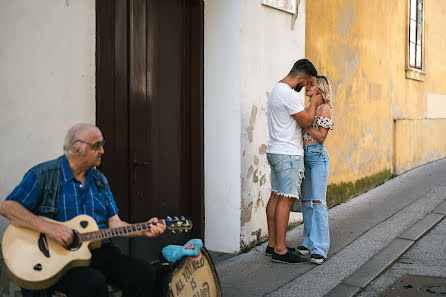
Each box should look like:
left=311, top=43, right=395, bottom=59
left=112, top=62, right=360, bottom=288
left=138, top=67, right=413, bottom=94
left=273, top=196, right=295, bottom=255
left=266, top=192, right=279, bottom=248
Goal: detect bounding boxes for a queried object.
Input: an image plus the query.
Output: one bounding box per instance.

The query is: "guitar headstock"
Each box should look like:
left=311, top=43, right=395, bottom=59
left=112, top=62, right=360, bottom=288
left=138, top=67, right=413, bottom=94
left=164, top=216, right=193, bottom=233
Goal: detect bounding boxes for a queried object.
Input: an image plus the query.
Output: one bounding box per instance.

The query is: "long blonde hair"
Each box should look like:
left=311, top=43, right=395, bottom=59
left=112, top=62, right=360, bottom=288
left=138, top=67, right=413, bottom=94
left=316, top=76, right=334, bottom=109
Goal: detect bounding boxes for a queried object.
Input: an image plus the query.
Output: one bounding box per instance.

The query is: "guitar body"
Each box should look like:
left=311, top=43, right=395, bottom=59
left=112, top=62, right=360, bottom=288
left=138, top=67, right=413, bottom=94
left=1, top=214, right=191, bottom=290
left=2, top=215, right=101, bottom=290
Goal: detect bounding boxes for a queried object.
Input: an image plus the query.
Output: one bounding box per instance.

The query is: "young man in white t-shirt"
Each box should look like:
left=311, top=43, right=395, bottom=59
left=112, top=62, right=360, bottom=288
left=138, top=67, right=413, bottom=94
left=266, top=59, right=323, bottom=264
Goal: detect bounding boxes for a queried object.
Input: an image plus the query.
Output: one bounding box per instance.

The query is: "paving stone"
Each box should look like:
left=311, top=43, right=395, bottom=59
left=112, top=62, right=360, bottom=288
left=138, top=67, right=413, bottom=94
left=323, top=283, right=362, bottom=297
left=343, top=238, right=414, bottom=289
left=433, top=200, right=446, bottom=215
left=398, top=213, right=444, bottom=241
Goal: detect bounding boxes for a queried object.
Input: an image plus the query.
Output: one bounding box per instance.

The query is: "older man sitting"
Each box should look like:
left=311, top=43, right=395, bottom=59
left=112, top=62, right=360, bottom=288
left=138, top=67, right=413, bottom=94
left=0, top=123, right=165, bottom=297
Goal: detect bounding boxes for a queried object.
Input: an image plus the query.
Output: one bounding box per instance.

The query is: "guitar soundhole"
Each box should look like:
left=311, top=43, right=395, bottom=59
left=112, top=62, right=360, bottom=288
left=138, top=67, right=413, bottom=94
left=38, top=233, right=50, bottom=258
left=66, top=230, right=82, bottom=251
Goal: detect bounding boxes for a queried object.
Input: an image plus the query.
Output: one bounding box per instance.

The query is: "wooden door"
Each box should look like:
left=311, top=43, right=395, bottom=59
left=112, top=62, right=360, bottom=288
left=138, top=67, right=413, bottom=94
left=96, top=0, right=204, bottom=257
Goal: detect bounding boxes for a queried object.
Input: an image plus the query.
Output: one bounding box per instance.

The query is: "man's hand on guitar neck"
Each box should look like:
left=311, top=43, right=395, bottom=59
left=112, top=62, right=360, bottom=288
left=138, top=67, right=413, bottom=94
left=142, top=217, right=166, bottom=238
left=108, top=215, right=166, bottom=238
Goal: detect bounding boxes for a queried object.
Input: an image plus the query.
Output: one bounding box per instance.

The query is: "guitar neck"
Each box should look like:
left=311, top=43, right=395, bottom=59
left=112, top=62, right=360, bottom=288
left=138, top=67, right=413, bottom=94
left=78, top=220, right=165, bottom=242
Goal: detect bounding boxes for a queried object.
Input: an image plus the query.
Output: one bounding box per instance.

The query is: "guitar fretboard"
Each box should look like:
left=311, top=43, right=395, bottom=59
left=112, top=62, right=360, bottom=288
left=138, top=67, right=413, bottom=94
left=78, top=220, right=164, bottom=242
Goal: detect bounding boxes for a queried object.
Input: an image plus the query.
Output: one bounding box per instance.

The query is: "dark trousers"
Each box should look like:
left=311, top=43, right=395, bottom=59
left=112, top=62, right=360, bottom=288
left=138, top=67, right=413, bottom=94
left=22, top=245, right=155, bottom=297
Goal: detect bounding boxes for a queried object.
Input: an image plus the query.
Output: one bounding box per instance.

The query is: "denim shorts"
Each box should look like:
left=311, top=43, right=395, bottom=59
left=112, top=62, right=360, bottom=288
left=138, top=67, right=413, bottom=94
left=267, top=153, right=305, bottom=200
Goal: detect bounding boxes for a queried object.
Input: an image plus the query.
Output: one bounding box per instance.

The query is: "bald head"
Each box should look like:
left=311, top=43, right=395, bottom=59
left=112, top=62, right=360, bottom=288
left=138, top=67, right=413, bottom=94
left=63, top=123, right=101, bottom=157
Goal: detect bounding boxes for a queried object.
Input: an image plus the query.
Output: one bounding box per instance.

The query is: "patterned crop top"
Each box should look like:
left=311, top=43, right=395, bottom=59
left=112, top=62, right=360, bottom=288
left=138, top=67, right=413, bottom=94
left=303, top=116, right=334, bottom=142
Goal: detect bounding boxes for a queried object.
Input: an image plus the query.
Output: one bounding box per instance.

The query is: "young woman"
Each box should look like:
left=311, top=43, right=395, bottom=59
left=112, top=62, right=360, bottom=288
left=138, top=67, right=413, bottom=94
left=297, top=76, right=334, bottom=264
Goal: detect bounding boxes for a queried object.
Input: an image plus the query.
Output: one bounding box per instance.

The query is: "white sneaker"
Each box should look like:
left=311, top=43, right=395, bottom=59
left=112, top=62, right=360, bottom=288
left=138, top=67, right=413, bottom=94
left=297, top=245, right=310, bottom=255
left=310, top=254, right=326, bottom=265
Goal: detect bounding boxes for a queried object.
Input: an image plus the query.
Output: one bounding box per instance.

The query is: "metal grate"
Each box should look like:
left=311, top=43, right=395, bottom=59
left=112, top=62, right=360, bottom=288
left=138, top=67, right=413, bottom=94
left=383, top=274, right=446, bottom=297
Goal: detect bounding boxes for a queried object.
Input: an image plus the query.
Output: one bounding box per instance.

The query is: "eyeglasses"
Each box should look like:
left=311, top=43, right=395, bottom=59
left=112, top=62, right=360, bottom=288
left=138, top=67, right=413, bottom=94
left=74, top=139, right=105, bottom=150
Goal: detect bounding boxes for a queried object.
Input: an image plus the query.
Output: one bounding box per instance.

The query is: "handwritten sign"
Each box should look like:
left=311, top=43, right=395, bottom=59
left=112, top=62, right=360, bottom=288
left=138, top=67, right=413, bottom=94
left=261, top=0, right=297, bottom=14
left=170, top=252, right=220, bottom=297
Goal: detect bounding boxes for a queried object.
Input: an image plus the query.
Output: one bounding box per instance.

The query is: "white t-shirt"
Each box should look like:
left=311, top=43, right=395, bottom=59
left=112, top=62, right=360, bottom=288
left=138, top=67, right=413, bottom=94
left=266, top=82, right=305, bottom=156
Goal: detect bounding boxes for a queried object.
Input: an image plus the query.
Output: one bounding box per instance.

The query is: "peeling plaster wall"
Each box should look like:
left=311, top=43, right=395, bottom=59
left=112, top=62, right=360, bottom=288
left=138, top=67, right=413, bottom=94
left=0, top=1, right=95, bottom=232
left=306, top=0, right=446, bottom=185
left=239, top=1, right=306, bottom=247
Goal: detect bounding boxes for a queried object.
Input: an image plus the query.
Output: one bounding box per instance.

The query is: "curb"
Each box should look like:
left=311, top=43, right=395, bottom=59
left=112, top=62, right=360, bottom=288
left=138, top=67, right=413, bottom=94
left=323, top=199, right=446, bottom=297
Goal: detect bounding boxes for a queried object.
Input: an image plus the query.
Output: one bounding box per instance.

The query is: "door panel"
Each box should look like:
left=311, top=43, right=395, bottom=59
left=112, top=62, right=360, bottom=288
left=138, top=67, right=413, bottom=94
left=129, top=0, right=149, bottom=222
left=144, top=0, right=191, bottom=219
left=96, top=0, right=130, bottom=219
left=96, top=0, right=204, bottom=257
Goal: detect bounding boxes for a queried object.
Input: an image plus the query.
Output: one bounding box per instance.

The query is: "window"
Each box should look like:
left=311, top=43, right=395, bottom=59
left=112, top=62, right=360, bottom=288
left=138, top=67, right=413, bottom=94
left=409, top=0, right=423, bottom=69
left=406, top=0, right=425, bottom=80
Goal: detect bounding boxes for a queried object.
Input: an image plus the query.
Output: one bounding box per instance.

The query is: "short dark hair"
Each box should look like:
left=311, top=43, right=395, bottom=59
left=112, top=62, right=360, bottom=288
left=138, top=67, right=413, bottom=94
left=289, top=59, right=317, bottom=77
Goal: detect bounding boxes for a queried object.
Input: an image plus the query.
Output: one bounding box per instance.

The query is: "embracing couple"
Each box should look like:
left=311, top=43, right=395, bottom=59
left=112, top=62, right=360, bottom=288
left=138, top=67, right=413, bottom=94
left=265, top=59, right=334, bottom=265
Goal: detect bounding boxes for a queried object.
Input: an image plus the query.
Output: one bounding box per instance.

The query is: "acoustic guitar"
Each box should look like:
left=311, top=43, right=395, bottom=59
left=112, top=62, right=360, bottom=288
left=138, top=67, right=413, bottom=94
left=1, top=214, right=192, bottom=290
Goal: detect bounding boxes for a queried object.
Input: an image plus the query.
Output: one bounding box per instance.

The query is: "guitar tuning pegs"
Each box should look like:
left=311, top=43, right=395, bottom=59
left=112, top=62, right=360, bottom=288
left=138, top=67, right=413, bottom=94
left=173, top=216, right=179, bottom=221
left=166, top=216, right=172, bottom=221
left=180, top=216, right=185, bottom=220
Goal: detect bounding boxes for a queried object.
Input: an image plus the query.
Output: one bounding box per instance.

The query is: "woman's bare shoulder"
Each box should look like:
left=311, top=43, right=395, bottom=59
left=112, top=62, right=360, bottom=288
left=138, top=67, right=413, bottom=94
left=317, top=104, right=332, bottom=116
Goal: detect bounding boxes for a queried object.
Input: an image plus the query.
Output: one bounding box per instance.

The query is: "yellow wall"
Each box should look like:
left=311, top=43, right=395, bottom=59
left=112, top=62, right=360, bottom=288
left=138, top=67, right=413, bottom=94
left=306, top=0, right=446, bottom=186
left=395, top=119, right=446, bottom=174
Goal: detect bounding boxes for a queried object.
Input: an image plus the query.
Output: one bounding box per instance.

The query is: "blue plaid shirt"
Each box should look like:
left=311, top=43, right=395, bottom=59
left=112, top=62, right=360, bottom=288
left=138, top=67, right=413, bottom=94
left=6, top=155, right=119, bottom=230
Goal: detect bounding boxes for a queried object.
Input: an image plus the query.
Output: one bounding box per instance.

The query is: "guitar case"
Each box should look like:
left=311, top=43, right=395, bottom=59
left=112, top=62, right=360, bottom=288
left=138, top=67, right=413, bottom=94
left=154, top=247, right=221, bottom=297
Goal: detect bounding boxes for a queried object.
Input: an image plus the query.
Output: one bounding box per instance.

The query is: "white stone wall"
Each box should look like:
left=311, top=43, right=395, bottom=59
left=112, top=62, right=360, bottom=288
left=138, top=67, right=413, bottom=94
left=204, top=0, right=242, bottom=253
left=239, top=0, right=306, bottom=248
left=204, top=0, right=307, bottom=253
left=0, top=0, right=95, bottom=231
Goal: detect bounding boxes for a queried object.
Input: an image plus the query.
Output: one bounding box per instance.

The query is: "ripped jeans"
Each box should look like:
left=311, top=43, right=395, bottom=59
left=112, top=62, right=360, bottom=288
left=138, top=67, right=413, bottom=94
left=301, top=143, right=330, bottom=258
